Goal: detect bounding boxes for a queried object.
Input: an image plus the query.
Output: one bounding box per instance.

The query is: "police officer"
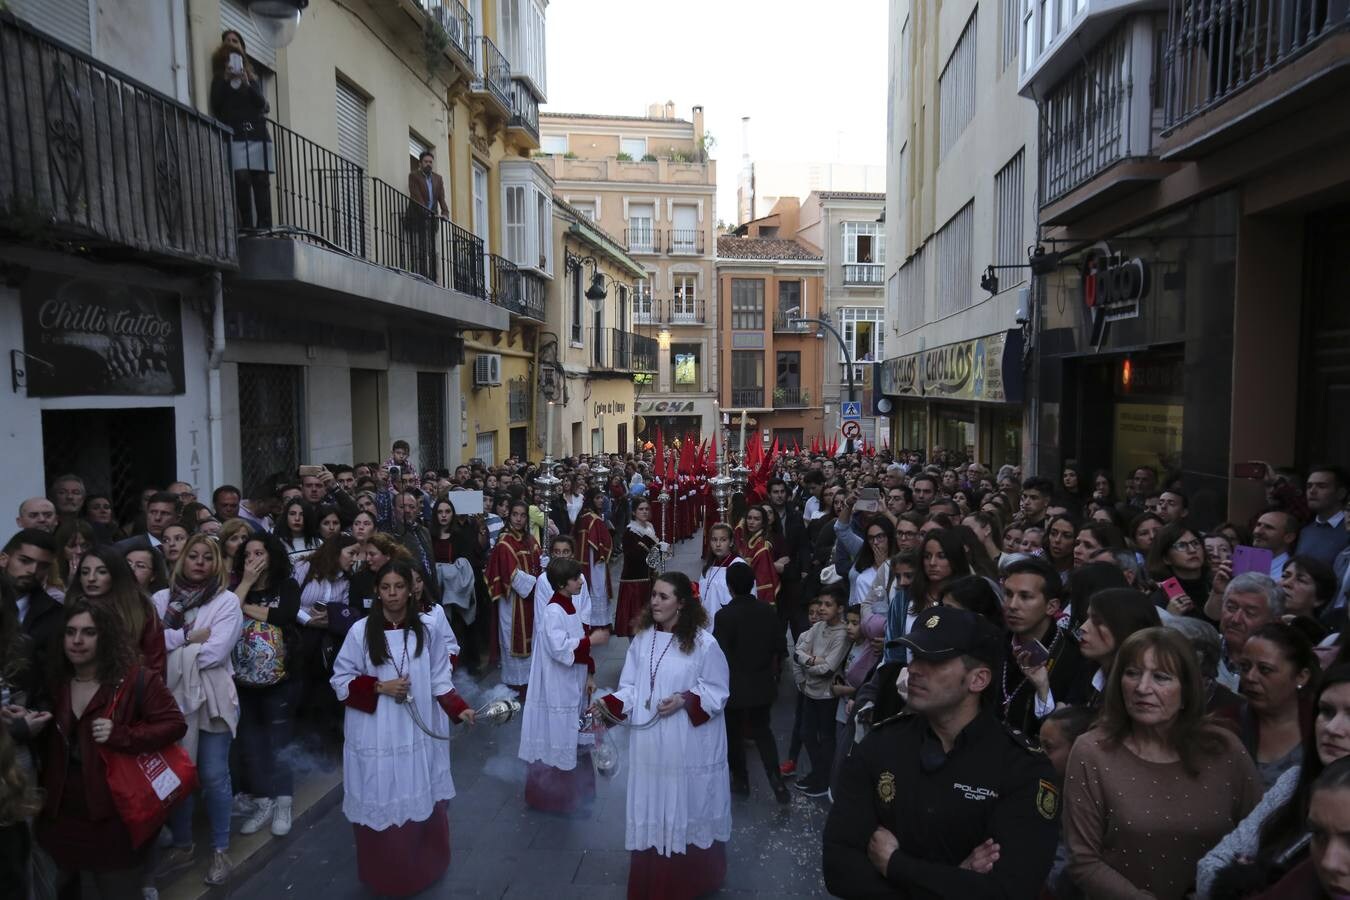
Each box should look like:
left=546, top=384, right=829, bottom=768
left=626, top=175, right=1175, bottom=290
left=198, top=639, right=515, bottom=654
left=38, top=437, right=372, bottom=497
left=822, top=606, right=1060, bottom=899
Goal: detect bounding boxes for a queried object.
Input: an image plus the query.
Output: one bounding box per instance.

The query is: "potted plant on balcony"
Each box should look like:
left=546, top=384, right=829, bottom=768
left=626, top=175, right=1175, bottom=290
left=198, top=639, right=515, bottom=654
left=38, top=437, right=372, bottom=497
left=641, top=153, right=658, bottom=162
left=616, top=152, right=633, bottom=162
left=773, top=387, right=787, bottom=406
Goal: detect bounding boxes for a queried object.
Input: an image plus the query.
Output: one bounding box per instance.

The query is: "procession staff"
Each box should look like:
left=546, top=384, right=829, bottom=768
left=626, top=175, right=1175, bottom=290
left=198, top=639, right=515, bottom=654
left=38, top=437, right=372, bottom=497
left=486, top=500, right=541, bottom=696
left=575, top=488, right=614, bottom=628
left=330, top=560, right=474, bottom=896
left=518, top=557, right=610, bottom=813
left=596, top=572, right=732, bottom=900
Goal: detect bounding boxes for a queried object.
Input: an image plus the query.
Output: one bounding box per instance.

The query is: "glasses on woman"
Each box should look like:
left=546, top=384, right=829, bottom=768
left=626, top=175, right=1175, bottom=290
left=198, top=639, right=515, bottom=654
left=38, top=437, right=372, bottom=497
left=1172, top=539, right=1202, bottom=552
left=868, top=532, right=888, bottom=543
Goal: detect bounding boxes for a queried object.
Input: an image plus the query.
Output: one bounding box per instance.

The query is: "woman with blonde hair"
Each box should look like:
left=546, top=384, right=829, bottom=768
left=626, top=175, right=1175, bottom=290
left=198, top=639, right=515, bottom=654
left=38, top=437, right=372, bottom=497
left=152, top=534, right=244, bottom=887
left=1065, top=627, right=1263, bottom=898
left=219, top=517, right=253, bottom=583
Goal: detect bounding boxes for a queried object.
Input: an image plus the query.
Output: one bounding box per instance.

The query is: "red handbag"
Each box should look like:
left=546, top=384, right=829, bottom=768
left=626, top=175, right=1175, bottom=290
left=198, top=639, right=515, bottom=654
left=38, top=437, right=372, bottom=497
left=98, top=671, right=199, bottom=848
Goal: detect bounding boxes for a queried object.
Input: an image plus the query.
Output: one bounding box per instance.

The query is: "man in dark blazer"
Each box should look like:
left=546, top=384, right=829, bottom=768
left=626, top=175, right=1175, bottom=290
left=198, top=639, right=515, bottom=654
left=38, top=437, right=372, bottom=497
left=1, top=529, right=62, bottom=699
left=406, top=150, right=450, bottom=281
left=714, top=562, right=790, bottom=803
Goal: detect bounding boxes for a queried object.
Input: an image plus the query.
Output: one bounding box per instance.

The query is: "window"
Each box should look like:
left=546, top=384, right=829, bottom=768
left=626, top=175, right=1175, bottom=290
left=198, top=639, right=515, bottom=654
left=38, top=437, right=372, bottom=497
left=570, top=264, right=583, bottom=343
left=409, top=132, right=432, bottom=171
left=627, top=202, right=655, bottom=253
left=500, top=160, right=553, bottom=275
left=334, top=79, right=369, bottom=255
left=898, top=246, right=927, bottom=333
left=777, top=280, right=802, bottom=317
left=498, top=0, right=546, bottom=93
left=935, top=201, right=975, bottom=317
left=617, top=284, right=629, bottom=330
left=238, top=363, right=303, bottom=499
left=672, top=342, right=701, bottom=388
left=1001, top=0, right=1020, bottom=71
left=671, top=204, right=698, bottom=253
left=731, top=279, right=765, bottom=330
left=776, top=351, right=801, bottom=388
left=620, top=137, right=647, bottom=158
left=843, top=223, right=886, bottom=284
left=541, top=134, right=568, bottom=155
left=773, top=428, right=805, bottom=450
left=475, top=432, right=497, bottom=465
left=416, top=373, right=447, bottom=470
left=221, top=0, right=274, bottom=68
left=1041, top=0, right=1056, bottom=51
left=570, top=199, right=596, bottom=221
left=535, top=190, right=551, bottom=271
left=1021, top=0, right=1036, bottom=71
left=731, top=352, right=764, bottom=405
left=673, top=273, right=698, bottom=321
left=504, top=184, right=527, bottom=265
left=634, top=276, right=655, bottom=322
left=841, top=308, right=885, bottom=362
left=939, top=11, right=978, bottom=158
left=994, top=149, right=1026, bottom=283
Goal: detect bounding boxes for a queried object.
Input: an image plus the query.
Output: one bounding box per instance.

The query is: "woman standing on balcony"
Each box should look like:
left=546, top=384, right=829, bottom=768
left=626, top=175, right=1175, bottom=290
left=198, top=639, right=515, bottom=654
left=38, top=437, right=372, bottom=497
left=210, top=30, right=272, bottom=230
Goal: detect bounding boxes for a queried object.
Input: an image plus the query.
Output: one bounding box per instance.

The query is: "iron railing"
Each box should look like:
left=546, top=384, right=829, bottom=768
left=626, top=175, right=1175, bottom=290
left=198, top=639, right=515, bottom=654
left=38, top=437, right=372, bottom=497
left=518, top=270, right=547, bottom=320
left=507, top=375, right=530, bottom=422
left=508, top=78, right=539, bottom=140
left=773, top=310, right=810, bottom=332
left=667, top=297, right=706, bottom=324
left=633, top=293, right=657, bottom=323
left=772, top=386, right=808, bottom=406
left=590, top=327, right=657, bottom=371
left=474, top=36, right=512, bottom=111
left=843, top=263, right=885, bottom=285
left=1162, top=0, right=1350, bottom=130
left=490, top=253, right=520, bottom=308
left=369, top=177, right=485, bottom=297
left=269, top=118, right=367, bottom=256
left=624, top=226, right=660, bottom=254
left=731, top=387, right=765, bottom=407
left=420, top=0, right=476, bottom=66
left=667, top=228, right=706, bottom=255
left=0, top=11, right=237, bottom=266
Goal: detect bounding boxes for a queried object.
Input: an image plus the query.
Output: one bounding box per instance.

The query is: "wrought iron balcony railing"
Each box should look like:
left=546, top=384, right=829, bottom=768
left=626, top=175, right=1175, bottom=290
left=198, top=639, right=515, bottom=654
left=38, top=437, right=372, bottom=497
left=772, top=385, right=808, bottom=407
left=0, top=12, right=237, bottom=266
left=420, top=0, right=475, bottom=67
left=730, top=387, right=765, bottom=407
left=667, top=228, right=705, bottom=255
left=490, top=253, right=519, bottom=308
left=517, top=270, right=547, bottom=320
left=632, top=294, right=657, bottom=324
left=624, top=226, right=660, bottom=254
left=269, top=118, right=367, bottom=256
left=1161, top=0, right=1350, bottom=130
left=508, top=78, right=539, bottom=140
left=773, top=310, right=810, bottom=332
left=590, top=327, right=657, bottom=371
left=473, top=36, right=512, bottom=111
left=843, top=263, right=884, bottom=285
left=667, top=297, right=706, bottom=324
left=369, top=177, right=485, bottom=298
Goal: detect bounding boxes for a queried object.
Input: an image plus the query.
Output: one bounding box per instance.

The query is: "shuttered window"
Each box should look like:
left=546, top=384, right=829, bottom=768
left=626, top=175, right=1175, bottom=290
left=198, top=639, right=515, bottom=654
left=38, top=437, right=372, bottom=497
left=335, top=80, right=369, bottom=169
left=333, top=80, right=369, bottom=254
left=10, top=0, right=92, bottom=53
left=220, top=0, right=276, bottom=70
left=938, top=11, right=978, bottom=158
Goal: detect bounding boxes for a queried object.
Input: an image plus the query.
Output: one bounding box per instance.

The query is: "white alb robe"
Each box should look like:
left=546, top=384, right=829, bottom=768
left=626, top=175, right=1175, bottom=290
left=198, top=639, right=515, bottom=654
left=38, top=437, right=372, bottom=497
left=697, top=556, right=746, bottom=628
left=608, top=628, right=732, bottom=856
left=499, top=567, right=538, bottom=686
left=533, top=561, right=593, bottom=630
left=331, top=613, right=456, bottom=830
left=517, top=595, right=590, bottom=769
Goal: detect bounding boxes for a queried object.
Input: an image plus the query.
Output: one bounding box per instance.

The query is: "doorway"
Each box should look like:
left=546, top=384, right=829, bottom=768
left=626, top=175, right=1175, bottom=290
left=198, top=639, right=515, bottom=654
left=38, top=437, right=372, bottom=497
left=42, top=408, right=176, bottom=521
left=350, top=369, right=386, bottom=465
left=509, top=425, right=527, bottom=462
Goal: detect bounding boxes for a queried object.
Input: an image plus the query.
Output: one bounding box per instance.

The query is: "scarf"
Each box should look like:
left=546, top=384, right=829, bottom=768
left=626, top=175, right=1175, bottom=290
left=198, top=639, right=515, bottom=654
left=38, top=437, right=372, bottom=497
left=627, top=519, right=657, bottom=542
left=162, top=575, right=221, bottom=630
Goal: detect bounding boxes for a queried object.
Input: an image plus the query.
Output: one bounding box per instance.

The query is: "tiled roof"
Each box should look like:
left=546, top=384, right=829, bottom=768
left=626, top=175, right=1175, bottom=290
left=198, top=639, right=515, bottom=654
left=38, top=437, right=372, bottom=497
left=815, top=191, right=886, bottom=201
left=716, top=236, right=823, bottom=261
left=541, top=111, right=690, bottom=124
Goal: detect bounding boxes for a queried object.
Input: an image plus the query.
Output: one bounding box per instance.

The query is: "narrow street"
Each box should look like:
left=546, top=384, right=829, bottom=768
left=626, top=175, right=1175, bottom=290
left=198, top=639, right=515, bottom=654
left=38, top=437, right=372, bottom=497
left=229, top=532, right=831, bottom=899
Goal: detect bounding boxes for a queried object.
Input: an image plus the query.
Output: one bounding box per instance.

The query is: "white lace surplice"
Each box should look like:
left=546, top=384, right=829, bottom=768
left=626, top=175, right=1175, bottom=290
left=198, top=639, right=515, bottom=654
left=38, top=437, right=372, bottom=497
left=697, top=557, right=746, bottom=628
left=331, top=613, right=456, bottom=830
left=610, top=628, right=732, bottom=857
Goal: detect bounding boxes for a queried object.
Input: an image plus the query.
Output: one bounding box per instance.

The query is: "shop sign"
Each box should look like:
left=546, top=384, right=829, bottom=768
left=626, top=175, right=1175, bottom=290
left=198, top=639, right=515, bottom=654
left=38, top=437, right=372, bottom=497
left=636, top=399, right=697, bottom=414
left=1084, top=252, right=1148, bottom=322
left=21, top=273, right=185, bottom=397
left=593, top=400, right=627, bottom=417
left=877, top=331, right=1022, bottom=404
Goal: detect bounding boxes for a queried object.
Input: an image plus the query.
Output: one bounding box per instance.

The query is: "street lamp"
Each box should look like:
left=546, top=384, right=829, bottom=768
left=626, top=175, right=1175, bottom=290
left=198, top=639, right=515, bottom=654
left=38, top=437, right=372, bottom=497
left=787, top=309, right=859, bottom=450
left=245, top=0, right=309, bottom=48
left=564, top=250, right=618, bottom=308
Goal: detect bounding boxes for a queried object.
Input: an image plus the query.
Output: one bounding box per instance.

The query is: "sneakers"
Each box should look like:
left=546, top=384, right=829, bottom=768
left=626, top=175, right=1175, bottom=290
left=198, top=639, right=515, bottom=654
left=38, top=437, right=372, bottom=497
left=239, top=797, right=275, bottom=835
left=778, top=760, right=797, bottom=777
left=231, top=793, right=258, bottom=817
left=796, top=780, right=830, bottom=798
left=271, top=796, right=293, bottom=836
left=155, top=845, right=195, bottom=882
left=205, top=851, right=232, bottom=886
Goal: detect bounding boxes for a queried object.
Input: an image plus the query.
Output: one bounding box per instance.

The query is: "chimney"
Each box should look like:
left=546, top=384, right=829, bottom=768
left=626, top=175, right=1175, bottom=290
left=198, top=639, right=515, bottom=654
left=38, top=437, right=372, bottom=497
left=692, top=105, right=705, bottom=154
left=741, top=116, right=751, bottom=162
left=665, top=100, right=675, bottom=119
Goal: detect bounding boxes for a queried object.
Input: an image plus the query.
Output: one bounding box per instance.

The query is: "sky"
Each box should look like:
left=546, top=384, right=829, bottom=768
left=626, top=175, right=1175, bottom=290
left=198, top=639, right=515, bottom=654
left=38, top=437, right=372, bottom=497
left=543, top=0, right=890, bottom=223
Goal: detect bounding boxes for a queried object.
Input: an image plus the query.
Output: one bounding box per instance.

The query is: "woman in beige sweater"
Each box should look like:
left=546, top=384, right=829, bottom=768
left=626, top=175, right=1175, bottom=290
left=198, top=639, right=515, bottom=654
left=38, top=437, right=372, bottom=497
left=1064, top=627, right=1263, bottom=899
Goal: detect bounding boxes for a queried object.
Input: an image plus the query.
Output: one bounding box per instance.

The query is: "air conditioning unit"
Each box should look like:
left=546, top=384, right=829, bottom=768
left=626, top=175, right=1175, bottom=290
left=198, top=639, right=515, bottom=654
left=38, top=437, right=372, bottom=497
left=473, top=353, right=502, bottom=387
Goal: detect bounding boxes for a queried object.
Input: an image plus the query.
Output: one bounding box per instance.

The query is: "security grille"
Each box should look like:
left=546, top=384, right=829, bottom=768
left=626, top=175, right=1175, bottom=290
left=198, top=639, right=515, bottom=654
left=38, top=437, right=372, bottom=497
left=238, top=363, right=303, bottom=497
left=417, top=372, right=447, bottom=472
left=507, top=375, right=530, bottom=423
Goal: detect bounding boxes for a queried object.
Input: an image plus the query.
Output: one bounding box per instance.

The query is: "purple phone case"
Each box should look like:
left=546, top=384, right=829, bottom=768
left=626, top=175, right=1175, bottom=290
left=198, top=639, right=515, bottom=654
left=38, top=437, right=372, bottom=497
left=1231, top=545, right=1273, bottom=578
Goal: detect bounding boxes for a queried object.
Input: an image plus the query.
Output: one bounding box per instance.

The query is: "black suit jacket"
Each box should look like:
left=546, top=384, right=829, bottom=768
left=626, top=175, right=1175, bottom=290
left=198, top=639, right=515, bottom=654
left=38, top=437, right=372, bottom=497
left=713, top=594, right=783, bottom=708
left=19, top=589, right=63, bottom=703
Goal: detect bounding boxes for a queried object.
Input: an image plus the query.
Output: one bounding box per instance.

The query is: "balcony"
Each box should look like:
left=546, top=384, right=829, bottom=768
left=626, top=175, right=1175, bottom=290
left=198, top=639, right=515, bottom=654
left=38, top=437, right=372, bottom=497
left=1039, top=16, right=1173, bottom=220
left=230, top=119, right=503, bottom=330
left=589, top=327, right=657, bottom=372
left=730, top=387, right=765, bottom=407
left=772, top=385, right=809, bottom=407
left=0, top=12, right=237, bottom=267
left=632, top=294, right=657, bottom=324
left=1161, top=0, right=1350, bottom=152
left=419, top=0, right=476, bottom=76
left=773, top=310, right=811, bottom=333
left=533, top=154, right=716, bottom=188
left=633, top=297, right=707, bottom=324
left=843, top=263, right=884, bottom=285
left=472, top=36, right=511, bottom=116
left=624, top=226, right=661, bottom=255
left=489, top=254, right=546, bottom=320
left=507, top=78, right=539, bottom=147
left=667, top=229, right=706, bottom=255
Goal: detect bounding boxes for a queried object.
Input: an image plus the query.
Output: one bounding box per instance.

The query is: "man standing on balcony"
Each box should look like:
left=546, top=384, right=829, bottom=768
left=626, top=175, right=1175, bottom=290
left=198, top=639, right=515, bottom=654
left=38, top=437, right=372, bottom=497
left=407, top=150, right=449, bottom=283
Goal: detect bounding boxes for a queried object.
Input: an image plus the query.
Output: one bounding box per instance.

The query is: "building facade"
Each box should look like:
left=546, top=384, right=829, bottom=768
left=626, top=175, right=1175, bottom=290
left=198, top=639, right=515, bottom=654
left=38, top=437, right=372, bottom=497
left=879, top=0, right=1039, bottom=471
left=797, top=191, right=889, bottom=444
left=538, top=105, right=721, bottom=445
left=716, top=226, right=827, bottom=451
left=1017, top=0, right=1350, bottom=524
left=737, top=159, right=886, bottom=226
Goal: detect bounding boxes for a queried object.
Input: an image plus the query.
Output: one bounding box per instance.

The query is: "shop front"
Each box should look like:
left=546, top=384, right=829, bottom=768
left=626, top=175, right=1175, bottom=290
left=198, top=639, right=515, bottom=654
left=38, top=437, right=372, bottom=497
left=634, top=397, right=719, bottom=448
left=1036, top=192, right=1237, bottom=525
left=878, top=329, right=1026, bottom=468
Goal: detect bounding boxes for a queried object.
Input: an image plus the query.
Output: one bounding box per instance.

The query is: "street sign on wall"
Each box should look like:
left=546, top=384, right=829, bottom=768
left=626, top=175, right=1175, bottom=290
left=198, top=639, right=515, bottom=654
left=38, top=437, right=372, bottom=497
left=841, top=401, right=862, bottom=420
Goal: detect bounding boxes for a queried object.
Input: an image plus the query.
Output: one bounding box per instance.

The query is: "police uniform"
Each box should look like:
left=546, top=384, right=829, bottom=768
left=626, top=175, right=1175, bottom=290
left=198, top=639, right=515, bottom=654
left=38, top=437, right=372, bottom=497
left=822, top=607, right=1060, bottom=900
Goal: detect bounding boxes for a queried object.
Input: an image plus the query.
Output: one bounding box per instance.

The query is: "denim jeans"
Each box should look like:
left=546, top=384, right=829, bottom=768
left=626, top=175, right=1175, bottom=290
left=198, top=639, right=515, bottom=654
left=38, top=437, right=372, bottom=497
left=169, top=729, right=232, bottom=851
left=800, top=697, right=837, bottom=790
left=238, top=681, right=296, bottom=797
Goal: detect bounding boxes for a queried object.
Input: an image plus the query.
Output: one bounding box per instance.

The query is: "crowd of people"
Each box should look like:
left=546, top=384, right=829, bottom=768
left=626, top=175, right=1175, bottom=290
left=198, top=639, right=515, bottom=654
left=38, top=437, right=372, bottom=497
left=1, top=440, right=1349, bottom=899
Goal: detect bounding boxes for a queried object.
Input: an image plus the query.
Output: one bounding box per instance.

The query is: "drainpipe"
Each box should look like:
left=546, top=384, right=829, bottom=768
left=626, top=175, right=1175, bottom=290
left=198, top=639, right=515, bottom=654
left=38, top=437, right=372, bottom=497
left=207, top=271, right=226, bottom=492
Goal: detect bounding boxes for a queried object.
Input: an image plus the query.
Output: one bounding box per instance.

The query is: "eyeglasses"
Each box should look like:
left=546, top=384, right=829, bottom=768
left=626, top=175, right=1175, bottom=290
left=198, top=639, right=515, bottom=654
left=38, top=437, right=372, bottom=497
left=1172, top=539, right=1202, bottom=551
left=868, top=533, right=889, bottom=542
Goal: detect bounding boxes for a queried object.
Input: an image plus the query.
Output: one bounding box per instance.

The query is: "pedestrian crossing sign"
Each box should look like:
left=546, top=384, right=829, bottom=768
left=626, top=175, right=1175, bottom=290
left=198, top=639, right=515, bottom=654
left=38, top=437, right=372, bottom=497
left=841, top=402, right=862, bottom=420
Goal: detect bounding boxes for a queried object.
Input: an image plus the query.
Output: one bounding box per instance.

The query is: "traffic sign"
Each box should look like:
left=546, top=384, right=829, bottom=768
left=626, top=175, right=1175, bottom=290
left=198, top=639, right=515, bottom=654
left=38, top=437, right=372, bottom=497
left=841, top=420, right=862, bottom=440
left=841, top=401, right=862, bottom=420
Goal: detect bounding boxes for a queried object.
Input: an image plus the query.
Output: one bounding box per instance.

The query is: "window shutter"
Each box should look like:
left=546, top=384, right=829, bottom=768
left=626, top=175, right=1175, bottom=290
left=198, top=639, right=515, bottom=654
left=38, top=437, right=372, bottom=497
left=334, top=80, right=369, bottom=169
left=11, top=0, right=92, bottom=53
left=220, top=0, right=277, bottom=70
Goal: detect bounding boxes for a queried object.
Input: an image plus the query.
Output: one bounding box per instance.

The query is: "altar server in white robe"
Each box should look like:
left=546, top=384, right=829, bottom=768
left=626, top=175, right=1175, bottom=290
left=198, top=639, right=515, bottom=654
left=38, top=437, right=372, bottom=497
left=331, top=560, right=475, bottom=896
left=697, top=523, right=745, bottom=627
left=534, top=535, right=595, bottom=627
left=518, top=556, right=610, bottom=812
left=595, top=571, right=732, bottom=900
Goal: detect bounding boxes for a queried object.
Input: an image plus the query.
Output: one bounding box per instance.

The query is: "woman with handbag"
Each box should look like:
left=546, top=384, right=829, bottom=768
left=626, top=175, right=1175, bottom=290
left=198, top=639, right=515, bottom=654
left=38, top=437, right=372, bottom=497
left=152, top=535, right=244, bottom=888
left=229, top=533, right=300, bottom=838
left=33, top=600, right=187, bottom=897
